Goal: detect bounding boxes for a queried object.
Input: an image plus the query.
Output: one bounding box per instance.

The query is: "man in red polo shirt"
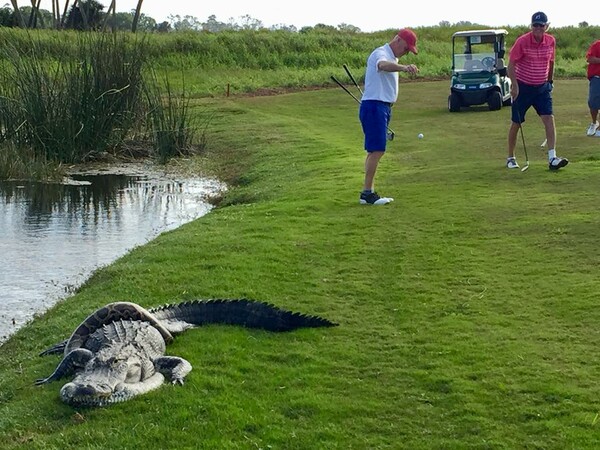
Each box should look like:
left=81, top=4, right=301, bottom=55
left=585, top=39, right=600, bottom=136
left=505, top=12, right=568, bottom=171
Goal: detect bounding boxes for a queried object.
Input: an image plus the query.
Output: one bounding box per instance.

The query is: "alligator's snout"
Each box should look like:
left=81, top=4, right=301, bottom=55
left=61, top=382, right=112, bottom=400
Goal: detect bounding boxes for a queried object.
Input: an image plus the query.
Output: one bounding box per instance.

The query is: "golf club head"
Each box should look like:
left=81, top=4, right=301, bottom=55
left=521, top=163, right=529, bottom=172
left=387, top=131, right=395, bottom=141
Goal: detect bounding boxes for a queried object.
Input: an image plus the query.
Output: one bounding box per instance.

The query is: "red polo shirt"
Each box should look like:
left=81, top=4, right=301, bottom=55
left=586, top=40, right=600, bottom=79
left=509, top=31, right=555, bottom=85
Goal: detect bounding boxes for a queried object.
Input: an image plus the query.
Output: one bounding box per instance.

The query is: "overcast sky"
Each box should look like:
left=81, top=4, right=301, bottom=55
left=30, top=1, right=597, bottom=32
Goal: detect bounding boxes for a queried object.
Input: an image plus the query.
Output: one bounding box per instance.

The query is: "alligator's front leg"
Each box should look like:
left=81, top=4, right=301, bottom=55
left=35, top=348, right=93, bottom=385
left=153, top=356, right=192, bottom=385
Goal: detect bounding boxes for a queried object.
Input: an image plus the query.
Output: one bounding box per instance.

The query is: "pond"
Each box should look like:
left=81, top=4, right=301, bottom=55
left=0, top=164, right=225, bottom=343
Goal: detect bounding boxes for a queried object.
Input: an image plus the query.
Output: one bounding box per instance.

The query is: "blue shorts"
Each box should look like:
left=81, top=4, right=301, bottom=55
left=511, top=81, right=553, bottom=123
left=588, top=76, right=600, bottom=110
left=359, top=100, right=392, bottom=152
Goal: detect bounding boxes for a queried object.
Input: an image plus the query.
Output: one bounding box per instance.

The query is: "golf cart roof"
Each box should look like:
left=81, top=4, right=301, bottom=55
left=452, top=29, right=508, bottom=38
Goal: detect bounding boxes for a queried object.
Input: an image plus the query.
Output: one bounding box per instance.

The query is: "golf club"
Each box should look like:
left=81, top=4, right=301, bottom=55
left=343, top=64, right=364, bottom=96
left=518, top=122, right=529, bottom=172
left=330, top=74, right=395, bottom=140
left=515, top=103, right=529, bottom=172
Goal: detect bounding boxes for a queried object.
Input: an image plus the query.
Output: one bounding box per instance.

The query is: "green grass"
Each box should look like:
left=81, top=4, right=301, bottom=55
left=1, top=79, right=600, bottom=448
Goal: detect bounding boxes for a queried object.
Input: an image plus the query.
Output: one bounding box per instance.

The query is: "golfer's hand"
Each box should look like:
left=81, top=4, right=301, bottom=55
left=404, top=64, right=419, bottom=75
left=510, top=83, right=519, bottom=101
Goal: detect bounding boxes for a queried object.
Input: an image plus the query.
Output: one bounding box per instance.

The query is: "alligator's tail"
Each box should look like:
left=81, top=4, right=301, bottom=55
left=148, top=299, right=337, bottom=333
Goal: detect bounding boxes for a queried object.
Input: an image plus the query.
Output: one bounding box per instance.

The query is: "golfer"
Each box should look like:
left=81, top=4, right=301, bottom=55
left=505, top=12, right=568, bottom=171
left=585, top=38, right=600, bottom=136
left=359, top=29, right=419, bottom=205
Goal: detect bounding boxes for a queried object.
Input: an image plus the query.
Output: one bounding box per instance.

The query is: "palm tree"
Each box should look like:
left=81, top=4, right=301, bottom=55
left=132, top=0, right=143, bottom=32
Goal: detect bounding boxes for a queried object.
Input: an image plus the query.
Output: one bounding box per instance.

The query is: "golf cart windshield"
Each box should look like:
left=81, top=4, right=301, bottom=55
left=452, top=30, right=507, bottom=74
left=454, top=51, right=497, bottom=72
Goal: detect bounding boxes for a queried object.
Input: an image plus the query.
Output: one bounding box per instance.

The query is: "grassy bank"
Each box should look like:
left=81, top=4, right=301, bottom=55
left=0, top=79, right=599, bottom=448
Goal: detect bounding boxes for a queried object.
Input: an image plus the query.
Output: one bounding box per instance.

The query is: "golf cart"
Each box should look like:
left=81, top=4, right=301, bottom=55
left=448, top=29, right=512, bottom=112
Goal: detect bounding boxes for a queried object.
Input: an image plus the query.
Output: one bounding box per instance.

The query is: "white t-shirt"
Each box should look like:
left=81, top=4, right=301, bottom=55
left=361, top=43, right=399, bottom=104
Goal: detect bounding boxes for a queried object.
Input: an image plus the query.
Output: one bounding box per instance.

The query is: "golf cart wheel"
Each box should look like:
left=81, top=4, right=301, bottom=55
left=448, top=93, right=461, bottom=112
left=488, top=91, right=502, bottom=111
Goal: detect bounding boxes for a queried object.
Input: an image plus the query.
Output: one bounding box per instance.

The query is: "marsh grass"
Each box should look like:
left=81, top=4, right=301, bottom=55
left=0, top=141, right=63, bottom=180
left=0, top=32, right=147, bottom=163
left=143, top=69, right=208, bottom=163
left=1, top=79, right=599, bottom=448
left=0, top=30, right=202, bottom=177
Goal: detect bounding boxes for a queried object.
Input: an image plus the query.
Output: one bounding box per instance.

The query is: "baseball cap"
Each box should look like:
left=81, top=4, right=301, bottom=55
left=398, top=29, right=418, bottom=55
left=531, top=11, right=548, bottom=25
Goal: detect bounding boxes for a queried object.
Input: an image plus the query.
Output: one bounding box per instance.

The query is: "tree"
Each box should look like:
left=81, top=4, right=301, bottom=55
left=201, top=14, right=223, bottom=32
left=156, top=20, right=170, bottom=33
left=168, top=14, right=202, bottom=31
left=238, top=14, right=262, bottom=30
left=65, top=0, right=105, bottom=30
left=0, top=6, right=16, bottom=26
left=269, top=23, right=297, bottom=32
left=337, top=23, right=360, bottom=33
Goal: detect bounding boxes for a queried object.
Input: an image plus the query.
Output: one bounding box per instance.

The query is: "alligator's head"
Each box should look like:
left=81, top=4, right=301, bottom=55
left=60, top=345, right=164, bottom=407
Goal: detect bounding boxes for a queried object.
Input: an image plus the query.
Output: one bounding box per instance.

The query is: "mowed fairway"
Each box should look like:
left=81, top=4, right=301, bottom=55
left=1, top=79, right=599, bottom=449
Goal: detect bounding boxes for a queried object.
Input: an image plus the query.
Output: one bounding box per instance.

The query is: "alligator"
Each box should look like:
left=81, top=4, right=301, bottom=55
left=35, top=299, right=336, bottom=407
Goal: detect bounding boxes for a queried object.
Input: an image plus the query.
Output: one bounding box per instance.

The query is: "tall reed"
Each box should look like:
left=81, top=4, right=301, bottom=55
left=0, top=32, right=147, bottom=163
left=143, top=70, right=205, bottom=163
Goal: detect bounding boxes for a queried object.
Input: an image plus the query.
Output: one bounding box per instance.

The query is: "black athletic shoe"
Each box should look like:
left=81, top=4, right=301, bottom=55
left=549, top=157, right=569, bottom=171
left=359, top=191, right=393, bottom=205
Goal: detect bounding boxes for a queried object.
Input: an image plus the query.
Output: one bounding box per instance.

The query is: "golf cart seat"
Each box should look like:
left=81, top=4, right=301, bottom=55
left=464, top=59, right=483, bottom=71
left=496, top=58, right=507, bottom=76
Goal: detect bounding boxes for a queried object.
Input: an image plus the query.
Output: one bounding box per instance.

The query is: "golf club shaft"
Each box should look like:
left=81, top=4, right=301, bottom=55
left=330, top=75, right=396, bottom=137
left=330, top=75, right=361, bottom=104
left=343, top=64, right=364, bottom=96
left=515, top=102, right=529, bottom=170
left=519, top=124, right=528, bottom=162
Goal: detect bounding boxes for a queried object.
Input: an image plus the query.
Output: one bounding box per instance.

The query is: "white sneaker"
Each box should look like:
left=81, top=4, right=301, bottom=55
left=549, top=157, right=569, bottom=171
left=586, top=121, right=599, bottom=136
left=359, top=191, right=394, bottom=205
left=506, top=158, right=519, bottom=169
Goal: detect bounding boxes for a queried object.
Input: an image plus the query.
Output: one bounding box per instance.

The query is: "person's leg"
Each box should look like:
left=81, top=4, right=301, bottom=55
left=507, top=122, right=520, bottom=159
left=540, top=114, right=556, bottom=154
left=359, top=101, right=392, bottom=204
left=507, top=92, right=528, bottom=168
left=533, top=84, right=567, bottom=170
left=588, top=77, right=600, bottom=135
left=364, top=151, right=384, bottom=191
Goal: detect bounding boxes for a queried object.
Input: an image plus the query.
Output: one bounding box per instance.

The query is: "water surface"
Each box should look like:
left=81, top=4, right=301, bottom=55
left=0, top=166, right=224, bottom=343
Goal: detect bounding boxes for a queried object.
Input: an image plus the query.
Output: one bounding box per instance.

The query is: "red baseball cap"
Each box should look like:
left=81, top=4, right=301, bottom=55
left=398, top=28, right=418, bottom=54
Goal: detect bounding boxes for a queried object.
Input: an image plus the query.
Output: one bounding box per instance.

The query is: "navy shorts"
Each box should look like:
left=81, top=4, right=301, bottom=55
left=359, top=100, right=392, bottom=152
left=511, top=81, right=553, bottom=123
left=588, top=76, right=600, bottom=110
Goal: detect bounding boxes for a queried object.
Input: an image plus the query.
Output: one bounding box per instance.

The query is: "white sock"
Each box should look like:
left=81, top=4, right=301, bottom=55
left=548, top=149, right=556, bottom=161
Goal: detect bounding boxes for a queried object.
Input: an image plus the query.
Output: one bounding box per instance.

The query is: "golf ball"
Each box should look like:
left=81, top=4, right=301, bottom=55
left=418, top=133, right=424, bottom=139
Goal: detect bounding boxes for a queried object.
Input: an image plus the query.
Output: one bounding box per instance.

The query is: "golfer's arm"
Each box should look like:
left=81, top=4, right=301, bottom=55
left=507, top=62, right=517, bottom=85
left=547, top=60, right=554, bottom=83
left=587, top=55, right=600, bottom=64
left=378, top=61, right=411, bottom=73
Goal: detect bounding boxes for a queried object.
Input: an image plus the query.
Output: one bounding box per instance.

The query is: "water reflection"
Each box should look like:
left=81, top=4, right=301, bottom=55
left=0, top=170, right=224, bottom=343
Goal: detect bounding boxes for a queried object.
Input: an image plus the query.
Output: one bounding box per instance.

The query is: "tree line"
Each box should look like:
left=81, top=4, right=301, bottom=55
left=0, top=1, right=362, bottom=33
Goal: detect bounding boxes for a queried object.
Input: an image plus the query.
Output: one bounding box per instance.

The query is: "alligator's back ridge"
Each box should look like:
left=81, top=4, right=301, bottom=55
left=149, top=299, right=337, bottom=332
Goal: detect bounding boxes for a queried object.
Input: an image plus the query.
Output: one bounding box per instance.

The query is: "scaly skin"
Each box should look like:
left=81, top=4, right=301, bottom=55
left=36, top=299, right=336, bottom=407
